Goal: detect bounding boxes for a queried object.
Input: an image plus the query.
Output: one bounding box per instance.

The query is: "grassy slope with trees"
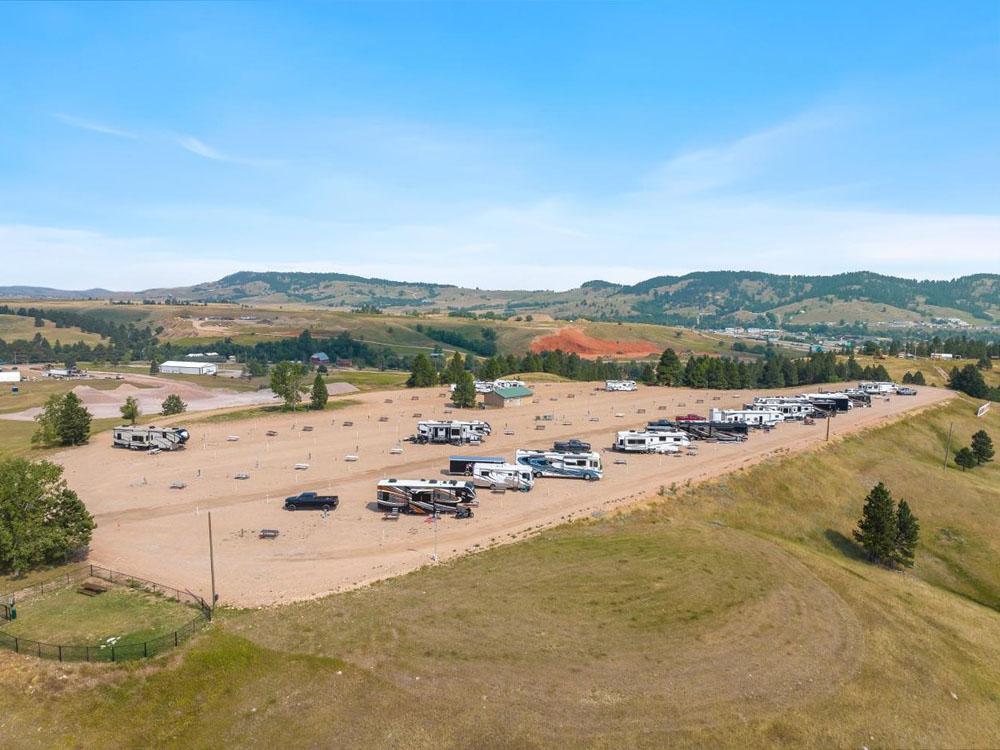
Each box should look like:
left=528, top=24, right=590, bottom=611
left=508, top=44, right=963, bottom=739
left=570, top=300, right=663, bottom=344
left=0, top=397, right=998, bottom=748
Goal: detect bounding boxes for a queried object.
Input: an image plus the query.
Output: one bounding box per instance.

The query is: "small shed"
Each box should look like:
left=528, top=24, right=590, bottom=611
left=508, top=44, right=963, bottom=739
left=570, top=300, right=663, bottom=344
left=484, top=385, right=533, bottom=408
left=310, top=352, right=330, bottom=366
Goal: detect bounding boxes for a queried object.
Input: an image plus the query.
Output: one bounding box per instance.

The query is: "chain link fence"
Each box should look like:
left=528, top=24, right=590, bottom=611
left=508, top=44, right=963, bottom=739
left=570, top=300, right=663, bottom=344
left=0, top=564, right=211, bottom=662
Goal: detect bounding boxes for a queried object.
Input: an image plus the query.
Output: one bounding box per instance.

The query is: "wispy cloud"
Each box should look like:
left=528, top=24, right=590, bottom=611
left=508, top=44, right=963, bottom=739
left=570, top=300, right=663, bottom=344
left=176, top=135, right=229, bottom=161
left=54, top=113, right=138, bottom=139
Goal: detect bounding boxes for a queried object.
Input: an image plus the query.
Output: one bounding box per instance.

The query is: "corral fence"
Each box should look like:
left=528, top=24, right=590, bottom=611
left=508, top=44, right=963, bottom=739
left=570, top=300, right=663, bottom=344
left=0, top=564, right=211, bottom=662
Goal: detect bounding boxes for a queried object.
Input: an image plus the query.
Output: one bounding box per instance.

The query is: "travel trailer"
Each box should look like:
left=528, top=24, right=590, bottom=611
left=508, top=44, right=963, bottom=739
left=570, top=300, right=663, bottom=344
left=515, top=449, right=603, bottom=480
left=112, top=425, right=190, bottom=451
left=455, top=378, right=528, bottom=394
left=858, top=381, right=897, bottom=395
left=415, top=420, right=491, bottom=445
left=613, top=429, right=690, bottom=453
left=746, top=397, right=813, bottom=420
left=605, top=380, right=638, bottom=392
left=471, top=462, right=535, bottom=491
left=648, top=418, right=748, bottom=441
left=375, top=478, right=478, bottom=514
left=804, top=393, right=852, bottom=412
left=708, top=408, right=783, bottom=427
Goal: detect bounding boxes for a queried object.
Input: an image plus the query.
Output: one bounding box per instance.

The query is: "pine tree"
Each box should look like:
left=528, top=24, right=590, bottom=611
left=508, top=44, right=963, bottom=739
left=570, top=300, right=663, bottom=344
left=441, top=351, right=466, bottom=385
left=120, top=396, right=141, bottom=425
left=309, top=373, right=329, bottom=410
left=854, top=482, right=898, bottom=565
left=655, top=348, right=683, bottom=386
left=911, top=370, right=926, bottom=385
left=893, top=500, right=919, bottom=568
left=954, top=447, right=977, bottom=471
left=970, top=430, right=994, bottom=465
left=407, top=353, right=438, bottom=387
left=452, top=370, right=477, bottom=408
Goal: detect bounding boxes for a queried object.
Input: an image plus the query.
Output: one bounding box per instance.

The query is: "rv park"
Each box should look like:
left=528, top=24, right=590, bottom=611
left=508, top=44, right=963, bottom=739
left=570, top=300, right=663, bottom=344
left=53, top=378, right=952, bottom=606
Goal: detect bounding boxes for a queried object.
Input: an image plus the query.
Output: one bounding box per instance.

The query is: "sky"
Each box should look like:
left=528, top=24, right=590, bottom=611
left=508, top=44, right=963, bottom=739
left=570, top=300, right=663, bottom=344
left=0, top=1, right=998, bottom=291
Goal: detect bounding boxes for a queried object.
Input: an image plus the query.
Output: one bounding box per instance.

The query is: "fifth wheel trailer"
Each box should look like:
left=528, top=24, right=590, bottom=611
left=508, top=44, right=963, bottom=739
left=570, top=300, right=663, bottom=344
left=112, top=425, right=190, bottom=451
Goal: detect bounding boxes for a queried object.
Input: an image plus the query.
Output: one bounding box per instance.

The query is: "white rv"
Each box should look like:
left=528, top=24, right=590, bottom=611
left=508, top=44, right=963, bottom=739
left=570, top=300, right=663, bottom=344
left=415, top=420, right=491, bottom=445
left=746, top=396, right=813, bottom=420
left=605, top=380, right=638, bottom=392
left=613, top=429, right=690, bottom=453
left=858, top=381, right=896, bottom=395
left=456, top=378, right=528, bottom=394
left=471, top=462, right=535, bottom=491
left=708, top=408, right=783, bottom=427
left=112, top=425, right=190, bottom=451
left=515, top=449, right=603, bottom=480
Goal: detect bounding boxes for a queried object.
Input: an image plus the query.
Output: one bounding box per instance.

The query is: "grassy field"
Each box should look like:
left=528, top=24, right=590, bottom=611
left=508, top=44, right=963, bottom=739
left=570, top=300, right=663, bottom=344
left=2, top=583, right=199, bottom=648
left=323, top=369, right=409, bottom=392
left=0, top=396, right=998, bottom=747
left=0, top=313, right=106, bottom=346
left=847, top=355, right=1000, bottom=389
left=182, top=399, right=362, bottom=425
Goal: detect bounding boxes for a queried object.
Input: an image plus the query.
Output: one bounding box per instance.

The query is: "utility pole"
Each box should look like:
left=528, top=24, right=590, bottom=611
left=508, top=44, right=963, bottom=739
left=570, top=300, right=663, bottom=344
left=943, top=423, right=954, bottom=469
left=208, top=512, right=217, bottom=611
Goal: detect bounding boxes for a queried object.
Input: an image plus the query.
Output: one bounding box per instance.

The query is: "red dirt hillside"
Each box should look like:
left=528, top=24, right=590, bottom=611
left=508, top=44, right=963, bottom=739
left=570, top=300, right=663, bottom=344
left=529, top=327, right=662, bottom=359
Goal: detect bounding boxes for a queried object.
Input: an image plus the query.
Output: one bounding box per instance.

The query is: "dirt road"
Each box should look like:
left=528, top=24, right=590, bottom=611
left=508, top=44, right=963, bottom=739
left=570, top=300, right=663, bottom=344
left=54, top=382, right=953, bottom=606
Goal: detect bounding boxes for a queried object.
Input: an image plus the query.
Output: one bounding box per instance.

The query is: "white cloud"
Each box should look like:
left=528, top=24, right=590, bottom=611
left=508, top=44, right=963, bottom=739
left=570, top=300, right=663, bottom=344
left=54, top=113, right=138, bottom=139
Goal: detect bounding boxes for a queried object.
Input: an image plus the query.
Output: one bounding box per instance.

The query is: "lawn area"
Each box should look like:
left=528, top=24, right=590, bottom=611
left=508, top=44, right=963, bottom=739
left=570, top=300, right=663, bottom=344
left=2, top=582, right=200, bottom=648
left=0, top=376, right=125, bottom=416
left=0, top=313, right=106, bottom=346
left=324, top=369, right=409, bottom=392
left=846, top=355, right=1000, bottom=389
left=182, top=398, right=361, bottom=425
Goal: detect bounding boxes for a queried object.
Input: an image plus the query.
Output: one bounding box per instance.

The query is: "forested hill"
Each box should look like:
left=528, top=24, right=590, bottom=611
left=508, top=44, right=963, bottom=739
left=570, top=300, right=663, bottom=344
left=1, top=271, right=996, bottom=328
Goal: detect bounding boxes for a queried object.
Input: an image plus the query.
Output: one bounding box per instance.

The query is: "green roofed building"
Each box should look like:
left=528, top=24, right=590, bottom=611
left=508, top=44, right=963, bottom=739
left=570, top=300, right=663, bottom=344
left=484, top=385, right=533, bottom=408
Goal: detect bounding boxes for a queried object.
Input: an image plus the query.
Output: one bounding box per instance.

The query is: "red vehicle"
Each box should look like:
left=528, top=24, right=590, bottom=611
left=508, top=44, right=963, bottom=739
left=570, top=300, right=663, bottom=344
left=674, top=413, right=707, bottom=422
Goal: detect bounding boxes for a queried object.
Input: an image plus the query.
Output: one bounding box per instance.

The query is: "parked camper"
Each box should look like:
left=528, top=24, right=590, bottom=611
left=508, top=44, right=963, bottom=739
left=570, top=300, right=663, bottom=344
left=648, top=418, right=748, bottom=441
left=457, top=378, right=528, bottom=394
left=858, top=381, right=896, bottom=395
left=746, top=397, right=813, bottom=420
left=708, top=408, right=783, bottom=427
left=613, top=430, right=689, bottom=453
left=471, top=463, right=534, bottom=491
left=605, top=380, right=638, bottom=392
left=112, top=425, right=190, bottom=451
left=415, top=420, right=491, bottom=445
left=515, top=449, right=603, bottom=480
left=449, top=455, right=504, bottom=475
left=804, top=393, right=852, bottom=412
left=375, top=478, right=478, bottom=514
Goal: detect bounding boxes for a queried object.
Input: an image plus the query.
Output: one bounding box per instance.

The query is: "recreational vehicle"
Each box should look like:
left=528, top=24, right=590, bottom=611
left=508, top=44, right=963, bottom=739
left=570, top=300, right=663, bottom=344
left=613, top=429, right=690, bottom=453
left=375, top=478, right=478, bottom=514
left=415, top=420, right=491, bottom=445
left=648, top=418, right=748, bottom=441
left=804, top=393, right=852, bottom=412
left=708, top=408, right=783, bottom=427
left=515, top=449, right=603, bottom=480
left=746, top=397, right=813, bottom=420
left=605, top=380, right=638, bottom=392
left=112, top=425, right=190, bottom=451
left=458, top=378, right=528, bottom=394
left=858, top=381, right=896, bottom=395
left=449, top=455, right=504, bottom=475
left=471, top=462, right=534, bottom=491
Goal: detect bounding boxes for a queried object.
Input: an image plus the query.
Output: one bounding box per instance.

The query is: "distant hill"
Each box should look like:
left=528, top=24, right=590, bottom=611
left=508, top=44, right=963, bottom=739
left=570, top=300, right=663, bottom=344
left=0, top=285, right=117, bottom=300
left=2, top=271, right=997, bottom=329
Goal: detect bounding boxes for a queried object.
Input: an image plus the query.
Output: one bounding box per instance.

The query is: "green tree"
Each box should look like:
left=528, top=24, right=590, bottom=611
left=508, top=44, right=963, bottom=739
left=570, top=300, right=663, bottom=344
left=911, top=370, right=926, bottom=385
left=161, top=394, right=187, bottom=415
left=0, top=458, right=95, bottom=575
left=120, top=395, right=141, bottom=425
left=971, top=430, right=994, bottom=465
left=655, top=348, right=683, bottom=385
left=269, top=361, right=307, bottom=410
left=32, top=392, right=92, bottom=447
left=149, top=356, right=160, bottom=375
left=948, top=364, right=989, bottom=399
left=854, top=482, right=897, bottom=565
left=977, top=355, right=993, bottom=370
left=954, top=447, right=977, bottom=471
left=451, top=370, right=477, bottom=408
left=310, top=373, right=329, bottom=411
left=246, top=359, right=268, bottom=378
left=407, top=353, right=438, bottom=387
left=893, top=500, right=919, bottom=568
left=441, top=351, right=466, bottom=385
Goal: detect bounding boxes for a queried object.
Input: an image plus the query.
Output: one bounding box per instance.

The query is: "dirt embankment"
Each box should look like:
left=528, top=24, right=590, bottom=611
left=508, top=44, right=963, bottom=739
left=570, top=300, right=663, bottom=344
left=530, top=327, right=662, bottom=359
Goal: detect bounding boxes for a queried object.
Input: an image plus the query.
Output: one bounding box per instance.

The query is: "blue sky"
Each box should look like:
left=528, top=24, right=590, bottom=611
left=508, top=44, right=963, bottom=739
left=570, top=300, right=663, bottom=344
left=1, top=1, right=997, bottom=290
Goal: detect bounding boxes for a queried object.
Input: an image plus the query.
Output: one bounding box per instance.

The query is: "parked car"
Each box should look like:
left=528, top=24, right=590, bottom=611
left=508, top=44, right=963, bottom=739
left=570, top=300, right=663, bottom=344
left=284, top=492, right=339, bottom=511
left=553, top=439, right=591, bottom=453
left=897, top=387, right=917, bottom=396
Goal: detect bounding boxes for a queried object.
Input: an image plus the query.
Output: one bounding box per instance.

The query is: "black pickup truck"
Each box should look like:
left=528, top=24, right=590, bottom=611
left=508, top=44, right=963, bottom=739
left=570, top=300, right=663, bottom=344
left=284, top=492, right=339, bottom=511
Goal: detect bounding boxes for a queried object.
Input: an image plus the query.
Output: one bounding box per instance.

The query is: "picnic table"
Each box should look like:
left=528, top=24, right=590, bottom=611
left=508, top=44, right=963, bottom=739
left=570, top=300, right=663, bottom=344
left=78, top=581, right=108, bottom=596
left=259, top=529, right=280, bottom=540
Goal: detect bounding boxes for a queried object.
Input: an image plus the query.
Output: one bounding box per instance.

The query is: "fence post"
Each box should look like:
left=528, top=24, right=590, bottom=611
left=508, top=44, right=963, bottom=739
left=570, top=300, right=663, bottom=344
left=14, top=637, right=18, bottom=654
left=175, top=631, right=178, bottom=647
left=111, top=645, right=116, bottom=663
left=144, top=642, right=148, bottom=658
left=58, top=645, right=62, bottom=662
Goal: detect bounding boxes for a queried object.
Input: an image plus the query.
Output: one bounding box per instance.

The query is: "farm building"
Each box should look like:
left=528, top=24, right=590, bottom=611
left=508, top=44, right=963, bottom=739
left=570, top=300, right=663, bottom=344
left=0, top=369, right=21, bottom=383
left=159, top=360, right=218, bottom=376
left=310, top=352, right=330, bottom=366
left=483, top=385, right=533, bottom=408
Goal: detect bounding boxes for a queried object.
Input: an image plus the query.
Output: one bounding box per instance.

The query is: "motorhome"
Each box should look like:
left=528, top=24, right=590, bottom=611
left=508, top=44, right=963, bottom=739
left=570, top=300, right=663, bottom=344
left=605, top=380, right=638, bottom=392
left=648, top=418, right=748, bottom=441
left=112, top=425, right=190, bottom=451
left=375, top=478, right=478, bottom=514
left=457, top=378, right=528, bottom=394
left=804, top=393, right=852, bottom=412
left=843, top=388, right=873, bottom=406
left=471, top=462, right=534, bottom=491
left=415, top=420, right=491, bottom=445
left=449, top=455, right=504, bottom=475
left=515, top=449, right=603, bottom=480
left=613, top=429, right=690, bottom=453
left=746, top=396, right=813, bottom=420
left=708, top=408, right=783, bottom=427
